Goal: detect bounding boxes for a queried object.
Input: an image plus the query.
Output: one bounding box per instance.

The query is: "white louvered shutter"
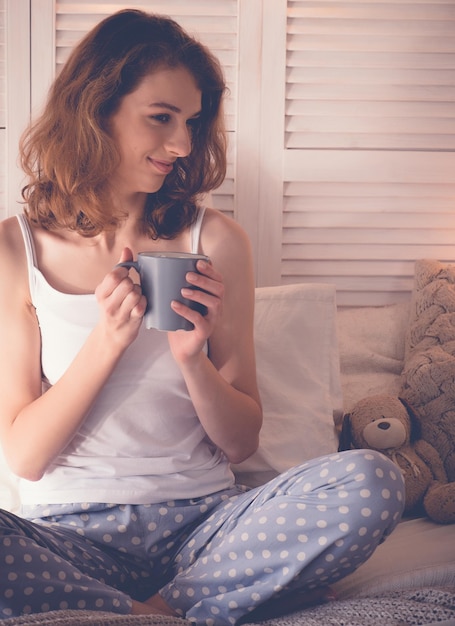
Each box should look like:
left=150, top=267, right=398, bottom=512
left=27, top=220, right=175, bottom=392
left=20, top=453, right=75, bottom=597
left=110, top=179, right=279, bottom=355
left=6, top=1, right=455, bottom=306
left=0, top=0, right=5, bottom=220
left=259, top=0, right=455, bottom=306
left=4, top=0, right=30, bottom=217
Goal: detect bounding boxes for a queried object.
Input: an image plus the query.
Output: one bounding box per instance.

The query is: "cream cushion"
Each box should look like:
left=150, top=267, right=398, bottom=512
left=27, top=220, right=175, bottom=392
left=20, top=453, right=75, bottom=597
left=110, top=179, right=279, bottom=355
left=233, top=283, right=342, bottom=486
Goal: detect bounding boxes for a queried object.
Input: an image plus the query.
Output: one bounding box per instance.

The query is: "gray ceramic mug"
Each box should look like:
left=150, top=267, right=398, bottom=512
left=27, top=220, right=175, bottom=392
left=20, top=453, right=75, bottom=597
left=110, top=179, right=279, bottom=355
left=116, top=252, right=209, bottom=331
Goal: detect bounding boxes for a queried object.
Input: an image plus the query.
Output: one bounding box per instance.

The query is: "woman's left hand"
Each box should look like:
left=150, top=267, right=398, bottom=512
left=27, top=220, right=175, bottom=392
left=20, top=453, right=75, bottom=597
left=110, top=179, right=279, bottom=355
left=167, top=259, right=224, bottom=362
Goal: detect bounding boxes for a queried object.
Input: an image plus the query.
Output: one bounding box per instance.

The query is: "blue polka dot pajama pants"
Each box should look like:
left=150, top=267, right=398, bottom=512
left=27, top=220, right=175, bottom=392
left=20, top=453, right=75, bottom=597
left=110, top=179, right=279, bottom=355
left=0, top=450, right=405, bottom=624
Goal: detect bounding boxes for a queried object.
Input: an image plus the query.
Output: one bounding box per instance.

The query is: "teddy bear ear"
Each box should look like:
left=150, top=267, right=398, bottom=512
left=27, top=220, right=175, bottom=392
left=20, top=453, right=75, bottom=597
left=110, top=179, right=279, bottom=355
left=338, top=413, right=353, bottom=452
left=398, top=397, right=422, bottom=442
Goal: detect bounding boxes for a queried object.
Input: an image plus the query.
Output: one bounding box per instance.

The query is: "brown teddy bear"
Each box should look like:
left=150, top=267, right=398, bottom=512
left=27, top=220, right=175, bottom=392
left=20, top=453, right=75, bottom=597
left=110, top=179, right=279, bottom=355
left=338, top=394, right=455, bottom=524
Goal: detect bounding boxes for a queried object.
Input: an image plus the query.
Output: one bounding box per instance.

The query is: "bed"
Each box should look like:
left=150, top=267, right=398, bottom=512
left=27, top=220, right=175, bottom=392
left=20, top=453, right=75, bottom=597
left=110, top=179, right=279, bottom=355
left=1, top=260, right=454, bottom=625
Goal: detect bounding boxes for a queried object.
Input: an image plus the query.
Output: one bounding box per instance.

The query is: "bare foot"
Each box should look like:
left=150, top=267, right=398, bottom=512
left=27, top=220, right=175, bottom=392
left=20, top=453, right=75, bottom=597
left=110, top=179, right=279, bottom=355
left=131, top=593, right=179, bottom=617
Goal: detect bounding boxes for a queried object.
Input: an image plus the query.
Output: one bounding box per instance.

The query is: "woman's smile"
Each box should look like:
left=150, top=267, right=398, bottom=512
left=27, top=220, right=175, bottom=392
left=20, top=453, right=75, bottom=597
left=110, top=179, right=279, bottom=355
left=147, top=157, right=175, bottom=175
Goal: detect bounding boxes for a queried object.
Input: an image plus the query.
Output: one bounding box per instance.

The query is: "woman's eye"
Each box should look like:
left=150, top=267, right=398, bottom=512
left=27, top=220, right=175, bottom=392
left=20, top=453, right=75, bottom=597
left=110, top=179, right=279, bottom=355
left=152, top=114, right=170, bottom=123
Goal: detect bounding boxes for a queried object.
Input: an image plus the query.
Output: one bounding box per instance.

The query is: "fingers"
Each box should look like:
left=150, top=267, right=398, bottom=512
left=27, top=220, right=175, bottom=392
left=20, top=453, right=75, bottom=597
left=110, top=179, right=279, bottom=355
left=114, top=248, right=146, bottom=319
left=106, top=279, right=144, bottom=319
left=96, top=247, right=136, bottom=301
left=96, top=276, right=145, bottom=322
left=95, top=255, right=146, bottom=330
left=196, top=258, right=223, bottom=286
left=95, top=265, right=130, bottom=302
left=118, top=246, right=134, bottom=264
left=181, top=259, right=224, bottom=312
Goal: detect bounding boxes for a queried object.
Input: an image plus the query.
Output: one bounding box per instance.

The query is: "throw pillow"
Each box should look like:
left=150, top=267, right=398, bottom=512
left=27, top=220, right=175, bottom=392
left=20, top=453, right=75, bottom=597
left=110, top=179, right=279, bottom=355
left=400, top=259, right=455, bottom=482
left=232, top=283, right=342, bottom=487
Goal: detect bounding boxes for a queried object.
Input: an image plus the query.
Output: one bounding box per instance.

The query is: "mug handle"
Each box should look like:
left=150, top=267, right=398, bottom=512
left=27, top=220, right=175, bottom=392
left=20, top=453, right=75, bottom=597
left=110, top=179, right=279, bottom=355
left=115, top=261, right=140, bottom=272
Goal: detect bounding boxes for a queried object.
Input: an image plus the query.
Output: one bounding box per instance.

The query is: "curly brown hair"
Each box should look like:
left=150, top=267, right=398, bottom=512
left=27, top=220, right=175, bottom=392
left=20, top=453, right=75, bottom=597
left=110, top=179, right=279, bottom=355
left=20, top=9, right=227, bottom=238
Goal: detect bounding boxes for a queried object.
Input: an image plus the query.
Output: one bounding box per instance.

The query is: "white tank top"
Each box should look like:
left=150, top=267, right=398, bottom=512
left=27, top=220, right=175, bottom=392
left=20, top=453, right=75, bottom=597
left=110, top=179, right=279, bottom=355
left=16, top=210, right=234, bottom=506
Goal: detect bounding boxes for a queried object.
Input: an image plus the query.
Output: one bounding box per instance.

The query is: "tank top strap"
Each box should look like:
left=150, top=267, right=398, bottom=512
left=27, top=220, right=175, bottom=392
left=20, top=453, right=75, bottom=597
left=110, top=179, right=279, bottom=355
left=190, top=206, right=206, bottom=254
left=16, top=214, right=38, bottom=297
left=16, top=209, right=207, bottom=295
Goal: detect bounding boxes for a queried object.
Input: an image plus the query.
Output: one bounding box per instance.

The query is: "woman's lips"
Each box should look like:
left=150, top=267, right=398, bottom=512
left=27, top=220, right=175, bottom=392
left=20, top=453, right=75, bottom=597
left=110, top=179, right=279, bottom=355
left=148, top=158, right=174, bottom=175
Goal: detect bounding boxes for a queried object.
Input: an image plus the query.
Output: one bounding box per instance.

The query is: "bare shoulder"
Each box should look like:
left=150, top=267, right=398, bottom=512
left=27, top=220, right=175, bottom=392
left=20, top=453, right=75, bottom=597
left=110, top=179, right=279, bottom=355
left=199, top=208, right=255, bottom=335
left=0, top=214, right=26, bottom=251
left=0, top=215, right=29, bottom=298
left=200, top=207, right=252, bottom=265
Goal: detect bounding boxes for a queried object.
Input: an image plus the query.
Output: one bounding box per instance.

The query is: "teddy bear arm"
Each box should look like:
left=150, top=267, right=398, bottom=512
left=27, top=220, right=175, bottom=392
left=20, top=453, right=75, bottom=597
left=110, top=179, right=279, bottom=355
left=423, top=482, right=455, bottom=524
left=414, top=439, right=448, bottom=483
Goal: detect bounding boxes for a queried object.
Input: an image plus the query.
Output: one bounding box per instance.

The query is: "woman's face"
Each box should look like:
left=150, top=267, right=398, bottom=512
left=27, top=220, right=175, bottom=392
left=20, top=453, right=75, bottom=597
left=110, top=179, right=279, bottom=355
left=109, top=65, right=202, bottom=199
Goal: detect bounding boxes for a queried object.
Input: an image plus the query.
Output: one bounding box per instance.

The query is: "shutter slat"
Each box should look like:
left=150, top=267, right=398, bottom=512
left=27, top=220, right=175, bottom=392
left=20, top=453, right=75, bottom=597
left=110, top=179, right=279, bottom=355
left=283, top=228, right=455, bottom=246
left=283, top=243, right=455, bottom=262
left=283, top=211, right=455, bottom=230
left=287, top=133, right=455, bottom=150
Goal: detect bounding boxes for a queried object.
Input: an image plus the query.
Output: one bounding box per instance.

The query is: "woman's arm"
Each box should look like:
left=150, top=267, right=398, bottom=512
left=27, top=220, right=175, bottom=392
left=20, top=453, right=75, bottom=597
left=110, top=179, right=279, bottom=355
left=0, top=224, right=145, bottom=480
left=168, top=209, right=263, bottom=464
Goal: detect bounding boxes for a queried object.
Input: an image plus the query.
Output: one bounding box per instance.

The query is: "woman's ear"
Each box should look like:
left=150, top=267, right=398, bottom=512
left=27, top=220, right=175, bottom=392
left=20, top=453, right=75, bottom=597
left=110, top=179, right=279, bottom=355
left=338, top=414, right=353, bottom=452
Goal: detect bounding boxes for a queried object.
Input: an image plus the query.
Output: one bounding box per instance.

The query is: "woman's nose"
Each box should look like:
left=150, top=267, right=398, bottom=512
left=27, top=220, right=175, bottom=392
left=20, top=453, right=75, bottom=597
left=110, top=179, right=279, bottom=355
left=167, top=123, right=192, bottom=158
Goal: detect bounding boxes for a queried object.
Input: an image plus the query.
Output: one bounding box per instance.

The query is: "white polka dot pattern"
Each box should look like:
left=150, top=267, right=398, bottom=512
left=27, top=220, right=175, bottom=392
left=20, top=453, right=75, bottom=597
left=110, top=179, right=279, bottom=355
left=1, top=450, right=404, bottom=625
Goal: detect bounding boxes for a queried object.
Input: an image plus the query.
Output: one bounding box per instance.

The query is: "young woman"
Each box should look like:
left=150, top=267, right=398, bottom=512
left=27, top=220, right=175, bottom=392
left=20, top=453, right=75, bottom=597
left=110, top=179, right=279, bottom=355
left=0, top=9, right=405, bottom=625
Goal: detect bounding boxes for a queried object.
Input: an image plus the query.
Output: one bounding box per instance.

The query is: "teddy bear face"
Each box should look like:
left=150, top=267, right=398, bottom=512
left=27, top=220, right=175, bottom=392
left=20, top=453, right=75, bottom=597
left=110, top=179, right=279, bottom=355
left=348, top=395, right=413, bottom=452
left=362, top=417, right=407, bottom=450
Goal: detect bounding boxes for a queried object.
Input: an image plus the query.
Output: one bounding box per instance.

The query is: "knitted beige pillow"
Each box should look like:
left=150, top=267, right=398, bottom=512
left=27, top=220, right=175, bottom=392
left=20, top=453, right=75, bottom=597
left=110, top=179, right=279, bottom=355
left=400, top=259, right=455, bottom=482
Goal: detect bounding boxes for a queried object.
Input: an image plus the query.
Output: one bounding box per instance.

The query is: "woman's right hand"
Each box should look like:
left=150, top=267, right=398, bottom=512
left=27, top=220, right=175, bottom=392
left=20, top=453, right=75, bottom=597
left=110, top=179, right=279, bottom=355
left=95, top=247, right=147, bottom=349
